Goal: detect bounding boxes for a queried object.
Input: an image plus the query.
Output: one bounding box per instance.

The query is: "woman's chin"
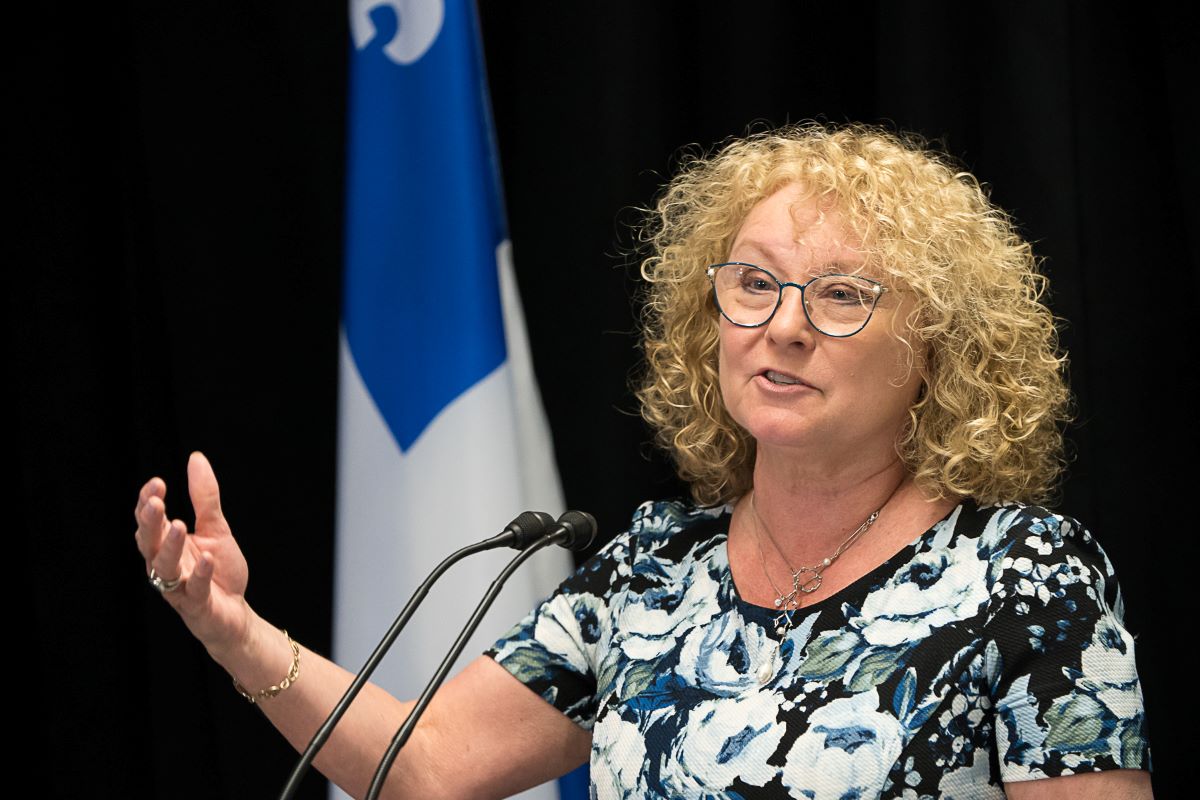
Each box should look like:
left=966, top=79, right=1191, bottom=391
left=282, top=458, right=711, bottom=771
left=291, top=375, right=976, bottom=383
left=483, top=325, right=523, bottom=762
left=739, top=417, right=825, bottom=453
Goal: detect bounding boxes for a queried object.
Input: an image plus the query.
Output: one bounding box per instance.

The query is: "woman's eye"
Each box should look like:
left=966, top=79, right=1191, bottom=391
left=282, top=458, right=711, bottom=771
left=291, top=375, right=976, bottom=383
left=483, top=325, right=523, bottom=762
left=817, top=282, right=868, bottom=303
left=739, top=270, right=775, bottom=292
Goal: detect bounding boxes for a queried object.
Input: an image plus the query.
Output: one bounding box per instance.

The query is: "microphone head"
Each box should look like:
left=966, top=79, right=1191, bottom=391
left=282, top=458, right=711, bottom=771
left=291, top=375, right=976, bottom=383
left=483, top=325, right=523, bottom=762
left=506, top=511, right=556, bottom=549
left=554, top=510, right=598, bottom=552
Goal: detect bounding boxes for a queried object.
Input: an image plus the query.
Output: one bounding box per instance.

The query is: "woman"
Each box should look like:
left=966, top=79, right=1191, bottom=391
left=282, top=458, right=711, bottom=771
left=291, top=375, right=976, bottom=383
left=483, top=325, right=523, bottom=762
left=135, top=124, right=1151, bottom=798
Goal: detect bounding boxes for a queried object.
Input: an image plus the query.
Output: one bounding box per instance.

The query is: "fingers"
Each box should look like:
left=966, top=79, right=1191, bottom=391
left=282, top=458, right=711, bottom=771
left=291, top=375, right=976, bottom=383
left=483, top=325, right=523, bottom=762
left=151, top=519, right=188, bottom=582
left=187, top=451, right=229, bottom=534
left=135, top=477, right=166, bottom=518
left=133, top=477, right=166, bottom=554
left=135, top=492, right=172, bottom=566
left=135, top=463, right=221, bottom=629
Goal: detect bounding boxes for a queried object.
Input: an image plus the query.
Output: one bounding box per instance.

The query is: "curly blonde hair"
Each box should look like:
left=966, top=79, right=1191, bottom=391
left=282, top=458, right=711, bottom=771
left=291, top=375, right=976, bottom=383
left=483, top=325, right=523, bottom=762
left=636, top=122, right=1071, bottom=507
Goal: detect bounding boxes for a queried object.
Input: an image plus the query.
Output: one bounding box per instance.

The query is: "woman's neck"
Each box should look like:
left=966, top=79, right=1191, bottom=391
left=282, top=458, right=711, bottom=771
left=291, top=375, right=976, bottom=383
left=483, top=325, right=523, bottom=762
left=747, top=444, right=911, bottom=565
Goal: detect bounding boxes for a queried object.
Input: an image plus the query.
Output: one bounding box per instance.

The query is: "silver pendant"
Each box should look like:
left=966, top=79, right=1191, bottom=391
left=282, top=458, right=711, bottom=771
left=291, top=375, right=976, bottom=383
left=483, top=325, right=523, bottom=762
left=757, top=659, right=774, bottom=685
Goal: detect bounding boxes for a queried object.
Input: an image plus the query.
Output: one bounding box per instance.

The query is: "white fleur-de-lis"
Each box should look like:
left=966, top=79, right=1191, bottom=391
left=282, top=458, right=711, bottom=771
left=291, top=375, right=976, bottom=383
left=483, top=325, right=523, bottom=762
left=350, top=0, right=444, bottom=65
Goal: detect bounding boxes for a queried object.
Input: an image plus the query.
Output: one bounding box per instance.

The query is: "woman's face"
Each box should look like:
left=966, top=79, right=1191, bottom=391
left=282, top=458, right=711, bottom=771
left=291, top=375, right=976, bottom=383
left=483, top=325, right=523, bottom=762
left=717, top=183, right=923, bottom=464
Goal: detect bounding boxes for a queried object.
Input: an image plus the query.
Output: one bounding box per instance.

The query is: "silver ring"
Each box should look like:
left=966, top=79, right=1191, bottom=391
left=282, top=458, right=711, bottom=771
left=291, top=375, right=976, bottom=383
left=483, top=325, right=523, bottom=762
left=149, top=568, right=183, bottom=593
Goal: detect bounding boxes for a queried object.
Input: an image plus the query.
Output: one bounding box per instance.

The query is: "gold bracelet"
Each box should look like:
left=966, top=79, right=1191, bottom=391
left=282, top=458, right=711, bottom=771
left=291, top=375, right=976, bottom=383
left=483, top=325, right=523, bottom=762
left=232, top=629, right=300, bottom=704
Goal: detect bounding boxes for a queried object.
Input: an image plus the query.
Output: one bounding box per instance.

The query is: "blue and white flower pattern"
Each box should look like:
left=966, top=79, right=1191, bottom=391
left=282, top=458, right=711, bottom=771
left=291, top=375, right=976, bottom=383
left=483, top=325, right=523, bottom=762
left=487, top=500, right=1149, bottom=797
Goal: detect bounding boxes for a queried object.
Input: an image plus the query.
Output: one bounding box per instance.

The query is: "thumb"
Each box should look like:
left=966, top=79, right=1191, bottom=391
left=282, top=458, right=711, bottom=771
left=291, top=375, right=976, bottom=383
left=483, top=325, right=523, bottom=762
left=187, top=451, right=228, bottom=531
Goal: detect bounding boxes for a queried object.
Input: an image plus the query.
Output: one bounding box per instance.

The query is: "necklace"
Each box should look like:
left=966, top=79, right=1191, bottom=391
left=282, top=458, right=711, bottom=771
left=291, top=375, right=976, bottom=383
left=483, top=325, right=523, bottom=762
left=751, top=493, right=882, bottom=616
left=747, top=491, right=889, bottom=685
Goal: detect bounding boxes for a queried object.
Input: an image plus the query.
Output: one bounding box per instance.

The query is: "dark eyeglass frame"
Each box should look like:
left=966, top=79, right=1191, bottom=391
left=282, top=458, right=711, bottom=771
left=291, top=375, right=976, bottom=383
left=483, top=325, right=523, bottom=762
left=706, top=262, right=888, bottom=338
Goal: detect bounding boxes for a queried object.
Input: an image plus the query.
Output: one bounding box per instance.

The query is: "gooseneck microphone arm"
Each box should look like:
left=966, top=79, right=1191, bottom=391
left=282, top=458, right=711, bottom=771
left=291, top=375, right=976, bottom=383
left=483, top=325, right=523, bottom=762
left=277, top=511, right=555, bottom=800
left=363, top=511, right=597, bottom=800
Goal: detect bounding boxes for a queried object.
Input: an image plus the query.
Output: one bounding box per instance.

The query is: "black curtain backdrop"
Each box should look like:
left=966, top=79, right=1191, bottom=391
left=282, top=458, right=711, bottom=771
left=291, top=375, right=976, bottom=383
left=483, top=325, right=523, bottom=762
left=16, top=3, right=1192, bottom=798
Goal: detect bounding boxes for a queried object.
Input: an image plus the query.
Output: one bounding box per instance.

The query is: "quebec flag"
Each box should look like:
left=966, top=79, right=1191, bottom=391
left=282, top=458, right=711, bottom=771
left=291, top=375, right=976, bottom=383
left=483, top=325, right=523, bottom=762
left=335, top=1, right=577, bottom=797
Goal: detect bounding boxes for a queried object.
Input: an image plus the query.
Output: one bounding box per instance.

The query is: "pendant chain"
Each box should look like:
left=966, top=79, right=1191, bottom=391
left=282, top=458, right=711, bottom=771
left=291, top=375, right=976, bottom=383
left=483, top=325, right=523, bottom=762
left=752, top=493, right=881, bottom=614
left=746, top=483, right=902, bottom=685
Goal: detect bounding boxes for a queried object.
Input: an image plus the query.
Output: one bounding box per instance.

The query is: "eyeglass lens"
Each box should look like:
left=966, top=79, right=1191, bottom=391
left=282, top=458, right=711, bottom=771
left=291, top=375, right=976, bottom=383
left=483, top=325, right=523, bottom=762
left=711, top=264, right=879, bottom=335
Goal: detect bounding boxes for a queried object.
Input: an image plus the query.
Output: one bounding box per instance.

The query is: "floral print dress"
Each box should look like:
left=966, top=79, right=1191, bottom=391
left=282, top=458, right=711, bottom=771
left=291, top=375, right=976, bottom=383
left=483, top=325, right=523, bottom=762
left=486, top=500, right=1149, bottom=799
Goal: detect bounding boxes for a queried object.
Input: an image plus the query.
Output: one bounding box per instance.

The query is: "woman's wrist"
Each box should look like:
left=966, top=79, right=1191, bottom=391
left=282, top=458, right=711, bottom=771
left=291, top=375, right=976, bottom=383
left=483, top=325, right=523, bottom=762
left=232, top=629, right=300, bottom=703
left=208, top=608, right=297, bottom=697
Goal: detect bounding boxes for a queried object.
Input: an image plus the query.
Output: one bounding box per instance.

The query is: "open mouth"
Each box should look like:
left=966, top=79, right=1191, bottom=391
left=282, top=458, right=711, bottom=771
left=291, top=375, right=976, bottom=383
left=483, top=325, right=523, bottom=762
left=762, top=370, right=808, bottom=387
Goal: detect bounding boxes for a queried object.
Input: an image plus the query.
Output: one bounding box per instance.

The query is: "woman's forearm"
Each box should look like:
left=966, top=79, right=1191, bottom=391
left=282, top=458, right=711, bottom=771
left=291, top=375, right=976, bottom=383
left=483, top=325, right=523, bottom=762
left=210, top=609, right=421, bottom=799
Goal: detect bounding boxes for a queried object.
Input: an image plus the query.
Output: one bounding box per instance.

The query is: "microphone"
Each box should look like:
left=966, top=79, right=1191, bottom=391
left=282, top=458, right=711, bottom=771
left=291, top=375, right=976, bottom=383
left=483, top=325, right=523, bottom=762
left=362, top=510, right=600, bottom=800
left=277, top=511, right=557, bottom=800
left=486, top=509, right=557, bottom=550
left=544, top=509, right=598, bottom=551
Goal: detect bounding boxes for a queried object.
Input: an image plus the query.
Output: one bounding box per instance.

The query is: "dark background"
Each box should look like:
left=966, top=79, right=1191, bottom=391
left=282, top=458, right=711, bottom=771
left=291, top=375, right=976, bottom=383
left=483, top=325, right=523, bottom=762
left=16, top=2, right=1192, bottom=798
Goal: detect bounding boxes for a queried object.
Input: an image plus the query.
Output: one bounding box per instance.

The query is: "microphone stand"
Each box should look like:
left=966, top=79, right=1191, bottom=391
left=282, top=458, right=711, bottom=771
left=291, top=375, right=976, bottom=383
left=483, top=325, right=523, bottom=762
left=362, top=520, right=588, bottom=800
left=277, top=513, right=551, bottom=800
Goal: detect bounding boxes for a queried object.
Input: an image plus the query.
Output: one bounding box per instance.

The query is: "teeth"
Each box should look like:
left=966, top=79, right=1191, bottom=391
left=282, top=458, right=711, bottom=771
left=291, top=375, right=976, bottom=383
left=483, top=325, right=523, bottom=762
left=766, top=371, right=803, bottom=386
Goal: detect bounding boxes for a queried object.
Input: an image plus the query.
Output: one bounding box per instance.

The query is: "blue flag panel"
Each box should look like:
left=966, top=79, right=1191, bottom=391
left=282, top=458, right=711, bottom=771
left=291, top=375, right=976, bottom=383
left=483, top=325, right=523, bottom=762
left=343, top=0, right=507, bottom=451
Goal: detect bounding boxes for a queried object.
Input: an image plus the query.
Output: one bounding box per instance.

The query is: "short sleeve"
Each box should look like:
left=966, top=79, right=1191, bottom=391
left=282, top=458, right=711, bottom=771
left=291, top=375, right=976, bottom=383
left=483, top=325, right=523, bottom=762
left=986, top=509, right=1150, bottom=781
left=484, top=502, right=653, bottom=730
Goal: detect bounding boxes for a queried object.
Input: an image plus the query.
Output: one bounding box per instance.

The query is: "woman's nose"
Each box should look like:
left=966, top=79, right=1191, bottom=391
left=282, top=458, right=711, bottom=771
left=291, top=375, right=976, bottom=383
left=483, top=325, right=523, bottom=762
left=764, top=285, right=817, bottom=345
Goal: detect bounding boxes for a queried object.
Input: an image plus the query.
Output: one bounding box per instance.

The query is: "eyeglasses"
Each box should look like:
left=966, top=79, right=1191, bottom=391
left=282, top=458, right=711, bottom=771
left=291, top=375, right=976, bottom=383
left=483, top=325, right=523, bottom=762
left=706, top=262, right=887, bottom=337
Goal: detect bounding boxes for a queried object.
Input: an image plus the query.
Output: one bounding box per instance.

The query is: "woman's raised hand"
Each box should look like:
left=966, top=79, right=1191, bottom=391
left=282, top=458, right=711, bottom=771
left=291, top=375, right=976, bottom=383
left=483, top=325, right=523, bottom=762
left=134, top=451, right=252, bottom=658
